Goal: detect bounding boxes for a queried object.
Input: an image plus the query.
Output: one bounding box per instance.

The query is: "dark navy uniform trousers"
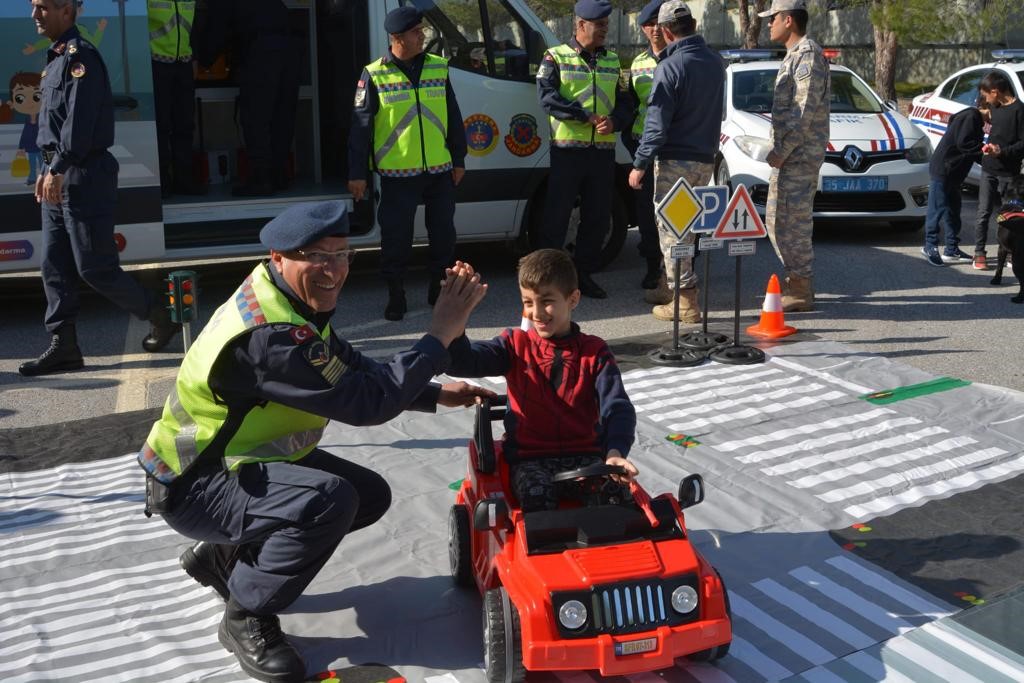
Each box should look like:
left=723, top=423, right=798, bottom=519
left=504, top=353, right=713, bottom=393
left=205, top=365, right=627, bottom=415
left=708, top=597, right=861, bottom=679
left=378, top=171, right=457, bottom=282
left=162, top=448, right=391, bottom=615
left=41, top=152, right=151, bottom=332
left=540, top=146, right=615, bottom=275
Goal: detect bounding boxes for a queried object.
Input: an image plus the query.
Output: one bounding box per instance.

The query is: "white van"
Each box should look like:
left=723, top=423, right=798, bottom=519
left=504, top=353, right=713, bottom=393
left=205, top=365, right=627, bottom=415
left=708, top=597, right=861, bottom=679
left=0, top=0, right=630, bottom=274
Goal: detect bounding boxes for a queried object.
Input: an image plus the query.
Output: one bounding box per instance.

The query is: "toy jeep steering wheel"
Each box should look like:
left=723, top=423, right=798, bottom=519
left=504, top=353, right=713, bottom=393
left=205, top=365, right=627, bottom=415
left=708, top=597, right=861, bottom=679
left=551, top=463, right=627, bottom=503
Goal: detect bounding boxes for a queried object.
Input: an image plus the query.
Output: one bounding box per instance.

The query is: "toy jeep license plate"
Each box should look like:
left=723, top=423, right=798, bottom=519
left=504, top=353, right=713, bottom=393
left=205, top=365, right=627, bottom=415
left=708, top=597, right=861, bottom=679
left=614, top=637, right=657, bottom=656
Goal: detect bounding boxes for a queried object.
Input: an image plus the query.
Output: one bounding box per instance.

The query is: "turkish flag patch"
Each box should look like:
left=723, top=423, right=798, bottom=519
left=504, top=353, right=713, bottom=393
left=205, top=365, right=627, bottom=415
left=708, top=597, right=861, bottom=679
left=290, top=324, right=317, bottom=345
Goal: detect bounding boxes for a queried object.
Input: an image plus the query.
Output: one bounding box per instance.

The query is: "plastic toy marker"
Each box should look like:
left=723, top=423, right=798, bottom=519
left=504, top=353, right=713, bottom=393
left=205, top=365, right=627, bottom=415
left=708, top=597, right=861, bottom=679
left=861, top=377, right=971, bottom=404
left=666, top=434, right=701, bottom=448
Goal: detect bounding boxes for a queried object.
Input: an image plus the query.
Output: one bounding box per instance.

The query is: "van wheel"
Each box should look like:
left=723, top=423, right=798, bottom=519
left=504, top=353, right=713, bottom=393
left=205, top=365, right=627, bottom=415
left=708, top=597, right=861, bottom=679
left=483, top=587, right=525, bottom=683
left=526, top=189, right=628, bottom=271
left=448, top=505, right=473, bottom=588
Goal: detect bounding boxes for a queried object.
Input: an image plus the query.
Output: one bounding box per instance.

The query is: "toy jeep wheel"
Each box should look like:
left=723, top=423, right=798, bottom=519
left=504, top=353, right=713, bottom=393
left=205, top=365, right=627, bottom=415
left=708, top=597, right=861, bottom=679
left=448, top=505, right=473, bottom=587
left=483, top=587, right=525, bottom=683
left=688, top=570, right=732, bottom=662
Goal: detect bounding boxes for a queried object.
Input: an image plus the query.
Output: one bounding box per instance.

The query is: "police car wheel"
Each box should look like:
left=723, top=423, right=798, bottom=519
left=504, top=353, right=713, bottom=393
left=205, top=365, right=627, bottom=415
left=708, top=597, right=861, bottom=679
left=448, top=504, right=474, bottom=587
left=483, top=587, right=525, bottom=683
left=715, top=159, right=733, bottom=193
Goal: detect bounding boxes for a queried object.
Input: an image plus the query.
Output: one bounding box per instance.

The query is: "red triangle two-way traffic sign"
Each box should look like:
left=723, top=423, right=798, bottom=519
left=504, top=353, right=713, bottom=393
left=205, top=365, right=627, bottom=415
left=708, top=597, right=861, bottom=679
left=712, top=185, right=767, bottom=240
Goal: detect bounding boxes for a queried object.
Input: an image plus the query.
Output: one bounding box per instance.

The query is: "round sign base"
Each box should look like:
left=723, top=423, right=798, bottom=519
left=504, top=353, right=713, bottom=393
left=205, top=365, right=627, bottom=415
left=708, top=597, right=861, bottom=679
left=648, top=346, right=706, bottom=367
left=679, top=331, right=731, bottom=351
left=710, top=344, right=765, bottom=365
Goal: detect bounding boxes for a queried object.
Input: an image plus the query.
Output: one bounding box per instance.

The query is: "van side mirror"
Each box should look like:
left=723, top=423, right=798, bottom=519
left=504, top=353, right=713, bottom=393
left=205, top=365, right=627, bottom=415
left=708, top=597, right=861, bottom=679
left=678, top=474, right=705, bottom=509
left=474, top=498, right=511, bottom=531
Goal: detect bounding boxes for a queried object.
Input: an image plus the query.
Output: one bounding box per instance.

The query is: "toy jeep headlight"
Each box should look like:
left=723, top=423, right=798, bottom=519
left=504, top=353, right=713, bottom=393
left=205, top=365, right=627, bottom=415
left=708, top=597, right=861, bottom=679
left=671, top=585, right=699, bottom=614
left=558, top=599, right=588, bottom=629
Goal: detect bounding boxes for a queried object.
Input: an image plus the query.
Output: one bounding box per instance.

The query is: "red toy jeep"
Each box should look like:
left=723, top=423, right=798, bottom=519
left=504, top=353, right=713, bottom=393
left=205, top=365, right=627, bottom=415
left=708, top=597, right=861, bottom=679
left=448, top=397, right=732, bottom=682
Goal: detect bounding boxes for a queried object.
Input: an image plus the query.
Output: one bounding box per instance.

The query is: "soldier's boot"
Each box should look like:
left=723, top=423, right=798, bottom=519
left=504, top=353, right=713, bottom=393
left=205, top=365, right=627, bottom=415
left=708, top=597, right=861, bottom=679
left=219, top=597, right=306, bottom=683
left=641, top=257, right=663, bottom=289
left=384, top=280, right=407, bottom=321
left=781, top=274, right=814, bottom=312
left=644, top=271, right=673, bottom=305
left=427, top=270, right=445, bottom=306
left=181, top=541, right=239, bottom=601
left=19, top=324, right=84, bottom=377
left=142, top=303, right=182, bottom=353
left=652, top=287, right=701, bottom=323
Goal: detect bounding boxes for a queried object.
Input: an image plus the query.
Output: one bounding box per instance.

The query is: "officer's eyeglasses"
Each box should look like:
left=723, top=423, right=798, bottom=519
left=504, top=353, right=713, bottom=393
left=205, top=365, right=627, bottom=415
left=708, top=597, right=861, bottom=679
left=294, top=249, right=356, bottom=266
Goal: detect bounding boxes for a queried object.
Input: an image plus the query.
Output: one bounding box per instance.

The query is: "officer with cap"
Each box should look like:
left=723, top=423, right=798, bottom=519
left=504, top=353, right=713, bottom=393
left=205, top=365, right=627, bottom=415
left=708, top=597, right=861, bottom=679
left=759, top=0, right=830, bottom=311
left=348, top=6, right=467, bottom=321
left=20, top=0, right=180, bottom=378
left=625, top=0, right=668, bottom=302
left=537, top=0, right=632, bottom=299
left=139, top=200, right=493, bottom=682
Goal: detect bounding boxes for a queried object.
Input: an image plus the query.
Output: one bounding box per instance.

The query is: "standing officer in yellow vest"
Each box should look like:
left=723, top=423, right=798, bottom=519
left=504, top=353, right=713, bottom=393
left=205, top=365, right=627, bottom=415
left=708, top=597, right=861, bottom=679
left=537, top=0, right=631, bottom=300
left=147, top=0, right=204, bottom=196
left=139, top=201, right=493, bottom=683
left=626, top=0, right=669, bottom=302
left=348, top=6, right=467, bottom=322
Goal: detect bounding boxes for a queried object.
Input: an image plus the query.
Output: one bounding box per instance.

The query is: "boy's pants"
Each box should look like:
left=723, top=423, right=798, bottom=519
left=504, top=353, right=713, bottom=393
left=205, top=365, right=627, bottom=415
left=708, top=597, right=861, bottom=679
left=924, top=178, right=963, bottom=254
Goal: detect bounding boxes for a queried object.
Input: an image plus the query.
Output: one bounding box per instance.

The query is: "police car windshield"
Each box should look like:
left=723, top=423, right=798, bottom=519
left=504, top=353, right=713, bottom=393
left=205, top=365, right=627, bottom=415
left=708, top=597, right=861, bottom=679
left=732, top=69, right=883, bottom=114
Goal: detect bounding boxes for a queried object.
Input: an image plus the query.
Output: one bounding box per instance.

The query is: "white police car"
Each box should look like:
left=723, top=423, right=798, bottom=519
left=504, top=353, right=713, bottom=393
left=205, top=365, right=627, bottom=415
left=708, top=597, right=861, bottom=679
left=909, top=50, right=1024, bottom=184
left=716, top=50, right=931, bottom=230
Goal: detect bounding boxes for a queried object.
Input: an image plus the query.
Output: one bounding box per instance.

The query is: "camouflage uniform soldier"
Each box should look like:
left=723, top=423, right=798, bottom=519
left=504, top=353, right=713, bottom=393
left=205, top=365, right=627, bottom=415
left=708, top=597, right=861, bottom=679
left=760, top=0, right=830, bottom=312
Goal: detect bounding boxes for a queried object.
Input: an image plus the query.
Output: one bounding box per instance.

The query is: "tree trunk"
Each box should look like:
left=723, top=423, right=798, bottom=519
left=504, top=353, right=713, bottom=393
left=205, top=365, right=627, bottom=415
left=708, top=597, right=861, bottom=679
left=873, top=25, right=898, bottom=102
left=743, top=0, right=769, bottom=48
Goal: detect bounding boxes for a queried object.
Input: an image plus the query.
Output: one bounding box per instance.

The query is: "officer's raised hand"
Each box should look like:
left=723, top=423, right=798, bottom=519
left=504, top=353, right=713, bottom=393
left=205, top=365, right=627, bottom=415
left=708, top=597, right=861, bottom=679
left=427, top=265, right=487, bottom=347
left=347, top=179, right=367, bottom=202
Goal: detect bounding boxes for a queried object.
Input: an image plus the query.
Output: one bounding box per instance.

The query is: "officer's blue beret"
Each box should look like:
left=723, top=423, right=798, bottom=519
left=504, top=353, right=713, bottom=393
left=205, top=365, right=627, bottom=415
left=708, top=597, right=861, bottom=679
left=384, top=6, right=423, bottom=35
left=260, top=201, right=350, bottom=251
left=638, top=0, right=666, bottom=25
left=574, top=0, right=612, bottom=20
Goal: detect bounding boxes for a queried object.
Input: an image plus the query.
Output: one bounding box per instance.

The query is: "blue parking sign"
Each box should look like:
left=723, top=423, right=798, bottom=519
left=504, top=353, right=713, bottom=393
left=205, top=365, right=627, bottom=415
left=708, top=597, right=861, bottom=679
left=692, top=186, right=730, bottom=233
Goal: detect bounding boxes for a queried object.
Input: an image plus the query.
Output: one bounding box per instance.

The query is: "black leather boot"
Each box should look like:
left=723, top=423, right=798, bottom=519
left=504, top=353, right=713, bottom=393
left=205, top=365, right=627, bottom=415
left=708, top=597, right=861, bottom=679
left=427, top=270, right=444, bottom=306
left=142, top=303, right=182, bottom=352
left=384, top=281, right=406, bottom=321
left=642, top=257, right=663, bottom=289
left=180, top=541, right=238, bottom=601
left=19, top=325, right=84, bottom=377
left=219, top=598, right=306, bottom=683
left=577, top=273, right=608, bottom=299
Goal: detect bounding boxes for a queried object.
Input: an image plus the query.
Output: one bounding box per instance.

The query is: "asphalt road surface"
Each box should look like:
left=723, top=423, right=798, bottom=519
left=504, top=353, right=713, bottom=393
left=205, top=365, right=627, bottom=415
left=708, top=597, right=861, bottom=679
left=2, top=193, right=1022, bottom=431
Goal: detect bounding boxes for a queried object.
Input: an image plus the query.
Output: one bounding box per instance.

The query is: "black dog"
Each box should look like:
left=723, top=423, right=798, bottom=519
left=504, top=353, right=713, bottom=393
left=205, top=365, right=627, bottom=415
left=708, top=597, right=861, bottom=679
left=990, top=175, right=1024, bottom=304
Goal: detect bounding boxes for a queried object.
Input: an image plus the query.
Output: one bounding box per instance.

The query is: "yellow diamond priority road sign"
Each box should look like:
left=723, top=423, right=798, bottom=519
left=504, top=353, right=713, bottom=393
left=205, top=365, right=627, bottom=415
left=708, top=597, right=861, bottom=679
left=655, top=176, right=703, bottom=240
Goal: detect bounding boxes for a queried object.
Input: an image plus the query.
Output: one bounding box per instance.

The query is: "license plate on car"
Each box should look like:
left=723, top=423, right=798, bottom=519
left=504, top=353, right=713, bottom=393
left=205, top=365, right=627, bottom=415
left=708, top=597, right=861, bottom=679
left=822, top=176, right=889, bottom=192
left=614, top=637, right=657, bottom=656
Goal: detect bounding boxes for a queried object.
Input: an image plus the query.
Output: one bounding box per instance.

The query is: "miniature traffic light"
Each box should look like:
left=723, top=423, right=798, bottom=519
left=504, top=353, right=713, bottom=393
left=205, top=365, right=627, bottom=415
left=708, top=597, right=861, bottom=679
left=165, top=270, right=199, bottom=324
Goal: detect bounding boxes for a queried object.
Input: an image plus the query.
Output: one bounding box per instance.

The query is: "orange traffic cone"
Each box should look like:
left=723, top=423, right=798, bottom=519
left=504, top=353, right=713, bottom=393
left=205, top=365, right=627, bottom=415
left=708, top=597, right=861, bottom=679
left=747, top=274, right=797, bottom=339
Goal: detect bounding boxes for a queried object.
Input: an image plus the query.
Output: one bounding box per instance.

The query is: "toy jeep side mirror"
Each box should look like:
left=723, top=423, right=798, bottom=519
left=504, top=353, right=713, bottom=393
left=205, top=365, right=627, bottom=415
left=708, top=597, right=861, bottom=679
left=474, top=498, right=511, bottom=531
left=678, top=474, right=705, bottom=509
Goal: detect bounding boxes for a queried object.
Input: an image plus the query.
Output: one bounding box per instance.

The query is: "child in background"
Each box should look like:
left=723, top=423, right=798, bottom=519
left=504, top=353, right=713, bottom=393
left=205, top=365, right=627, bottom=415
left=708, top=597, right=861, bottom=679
left=447, top=249, right=638, bottom=511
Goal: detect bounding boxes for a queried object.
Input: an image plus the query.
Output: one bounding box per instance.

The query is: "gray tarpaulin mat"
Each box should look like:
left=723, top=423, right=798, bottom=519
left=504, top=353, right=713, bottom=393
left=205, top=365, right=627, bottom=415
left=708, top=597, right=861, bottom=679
left=3, top=339, right=1024, bottom=682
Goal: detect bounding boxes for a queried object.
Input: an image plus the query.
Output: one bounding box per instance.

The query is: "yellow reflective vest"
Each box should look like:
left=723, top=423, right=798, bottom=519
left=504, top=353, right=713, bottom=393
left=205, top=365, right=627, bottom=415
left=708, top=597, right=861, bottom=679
left=630, top=50, right=657, bottom=138
left=147, top=0, right=194, bottom=62
left=367, top=54, right=453, bottom=176
left=546, top=44, right=620, bottom=149
left=139, top=263, right=329, bottom=483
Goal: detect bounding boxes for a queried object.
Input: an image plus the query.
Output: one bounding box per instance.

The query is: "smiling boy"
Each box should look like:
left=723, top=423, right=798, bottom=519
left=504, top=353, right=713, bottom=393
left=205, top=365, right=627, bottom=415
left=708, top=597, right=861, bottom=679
left=447, top=249, right=639, bottom=511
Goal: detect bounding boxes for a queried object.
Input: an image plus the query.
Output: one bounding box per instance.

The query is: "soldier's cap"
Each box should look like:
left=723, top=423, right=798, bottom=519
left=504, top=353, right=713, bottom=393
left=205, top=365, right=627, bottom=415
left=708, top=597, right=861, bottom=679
left=260, top=201, right=350, bottom=252
left=574, top=0, right=612, bottom=21
left=758, top=0, right=808, bottom=18
left=638, top=0, right=666, bottom=26
left=657, top=0, right=692, bottom=24
left=384, top=6, right=423, bottom=35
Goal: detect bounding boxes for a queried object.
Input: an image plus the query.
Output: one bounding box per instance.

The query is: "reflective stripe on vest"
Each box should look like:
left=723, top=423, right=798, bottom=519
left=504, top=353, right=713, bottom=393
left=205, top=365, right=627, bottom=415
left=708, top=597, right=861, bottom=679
left=138, top=263, right=329, bottom=482
left=546, top=44, right=620, bottom=149
left=367, top=54, right=452, bottom=176
left=148, top=0, right=194, bottom=62
left=630, top=50, right=657, bottom=137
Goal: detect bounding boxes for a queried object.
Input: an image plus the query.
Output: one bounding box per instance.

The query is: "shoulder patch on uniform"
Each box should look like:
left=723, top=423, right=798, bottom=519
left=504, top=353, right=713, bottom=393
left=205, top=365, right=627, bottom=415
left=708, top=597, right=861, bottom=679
left=302, top=339, right=348, bottom=384
left=289, top=324, right=318, bottom=345
left=796, top=63, right=810, bottom=80
left=537, top=60, right=553, bottom=80
left=354, top=86, right=366, bottom=107
left=70, top=62, right=86, bottom=78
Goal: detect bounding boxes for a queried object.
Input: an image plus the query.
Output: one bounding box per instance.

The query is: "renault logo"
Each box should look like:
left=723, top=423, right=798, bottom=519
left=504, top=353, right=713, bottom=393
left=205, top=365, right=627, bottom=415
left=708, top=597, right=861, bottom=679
left=842, top=146, right=864, bottom=172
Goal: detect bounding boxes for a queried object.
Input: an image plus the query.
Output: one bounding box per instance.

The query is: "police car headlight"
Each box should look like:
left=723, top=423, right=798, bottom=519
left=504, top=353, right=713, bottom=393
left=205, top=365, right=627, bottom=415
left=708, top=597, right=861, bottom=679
left=558, top=600, right=588, bottom=629
left=734, top=135, right=772, bottom=163
left=671, top=585, right=699, bottom=614
left=905, top=136, right=932, bottom=164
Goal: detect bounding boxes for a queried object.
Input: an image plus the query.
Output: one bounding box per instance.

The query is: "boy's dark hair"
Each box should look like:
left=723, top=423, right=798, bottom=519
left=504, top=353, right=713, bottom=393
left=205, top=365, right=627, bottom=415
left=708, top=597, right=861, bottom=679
left=980, top=70, right=1012, bottom=95
left=9, top=72, right=42, bottom=98
left=517, top=249, right=578, bottom=295
left=782, top=10, right=808, bottom=34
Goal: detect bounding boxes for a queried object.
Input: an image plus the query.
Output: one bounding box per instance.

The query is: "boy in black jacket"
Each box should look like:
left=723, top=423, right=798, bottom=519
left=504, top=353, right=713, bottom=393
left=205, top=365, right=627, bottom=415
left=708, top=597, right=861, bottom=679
left=921, top=100, right=990, bottom=266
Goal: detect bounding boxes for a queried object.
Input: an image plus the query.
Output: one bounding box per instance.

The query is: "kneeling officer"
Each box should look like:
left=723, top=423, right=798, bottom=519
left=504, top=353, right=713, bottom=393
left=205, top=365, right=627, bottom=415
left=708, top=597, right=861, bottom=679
left=138, top=201, right=491, bottom=682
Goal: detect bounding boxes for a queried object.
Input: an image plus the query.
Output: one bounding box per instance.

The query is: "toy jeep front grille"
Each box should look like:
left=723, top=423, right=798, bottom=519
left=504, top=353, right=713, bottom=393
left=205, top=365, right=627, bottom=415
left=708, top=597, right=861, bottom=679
left=551, top=575, right=700, bottom=638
